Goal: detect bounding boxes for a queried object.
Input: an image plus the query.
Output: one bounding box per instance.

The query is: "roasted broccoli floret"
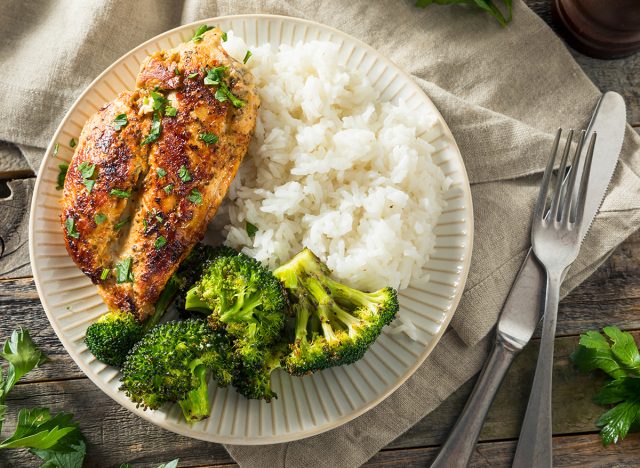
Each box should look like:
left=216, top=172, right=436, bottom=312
left=85, top=276, right=180, bottom=367
left=231, top=342, right=288, bottom=402
left=172, top=243, right=223, bottom=316
left=273, top=248, right=399, bottom=375
left=120, top=319, right=233, bottom=422
left=184, top=248, right=288, bottom=368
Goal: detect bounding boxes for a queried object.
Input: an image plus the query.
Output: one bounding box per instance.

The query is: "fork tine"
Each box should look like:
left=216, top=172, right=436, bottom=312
left=549, top=129, right=574, bottom=222
left=575, top=132, right=597, bottom=225
left=534, top=129, right=562, bottom=222
left=561, top=130, right=586, bottom=223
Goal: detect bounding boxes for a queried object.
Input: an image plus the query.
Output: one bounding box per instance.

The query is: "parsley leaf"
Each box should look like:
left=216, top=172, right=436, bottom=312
left=188, top=72, right=198, bottom=79
left=150, top=91, right=169, bottom=113
left=174, top=68, right=181, bottom=76
left=187, top=188, right=202, bottom=204
left=221, top=31, right=228, bottom=41
left=246, top=221, right=258, bottom=237
left=94, top=213, right=107, bottom=225
left=178, top=165, right=191, bottom=182
left=110, top=188, right=131, bottom=198
left=114, top=217, right=130, bottom=231
left=56, top=163, right=69, bottom=190
left=157, top=459, right=180, bottom=468
left=572, top=327, right=640, bottom=445
left=113, top=113, right=128, bottom=131
left=204, top=66, right=245, bottom=108
left=100, top=268, right=110, bottom=280
left=156, top=167, right=167, bottom=177
left=243, top=50, right=252, bottom=64
left=65, top=217, right=80, bottom=239
left=204, top=66, right=227, bottom=86
left=69, top=138, right=76, bottom=148
left=191, top=24, right=214, bottom=42
left=1, top=329, right=48, bottom=398
left=53, top=143, right=59, bottom=158
left=141, top=112, right=162, bottom=145
left=154, top=236, right=167, bottom=249
left=77, top=161, right=97, bottom=193
left=165, top=106, right=177, bottom=117
left=115, top=257, right=134, bottom=283
left=164, top=184, right=174, bottom=194
left=199, top=133, right=218, bottom=145
left=415, top=0, right=513, bottom=27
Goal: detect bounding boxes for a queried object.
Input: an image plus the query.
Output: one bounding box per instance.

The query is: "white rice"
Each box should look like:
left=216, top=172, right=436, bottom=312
left=218, top=32, right=448, bottom=293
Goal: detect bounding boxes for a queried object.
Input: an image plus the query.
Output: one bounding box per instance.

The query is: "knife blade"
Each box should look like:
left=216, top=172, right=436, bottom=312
left=431, top=91, right=626, bottom=468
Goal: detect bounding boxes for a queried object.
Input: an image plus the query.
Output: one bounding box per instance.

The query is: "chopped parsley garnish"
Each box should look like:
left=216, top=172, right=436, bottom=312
left=53, top=143, right=60, bottom=158
left=65, top=217, right=79, bottom=239
left=154, top=236, right=167, bottom=249
left=56, top=163, right=69, bottom=190
left=114, top=217, right=130, bottom=230
left=113, top=113, right=128, bottom=131
left=115, top=257, right=134, bottom=283
left=191, top=24, right=214, bottom=43
left=78, top=161, right=97, bottom=193
left=246, top=221, right=258, bottom=237
left=178, top=165, right=191, bottom=182
left=150, top=91, right=169, bottom=113
left=69, top=138, right=76, bottom=148
left=156, top=167, right=167, bottom=177
left=110, top=188, right=130, bottom=198
left=174, top=68, right=181, bottom=76
left=243, top=50, right=252, bottom=64
left=163, top=184, right=174, bottom=194
left=188, top=72, right=198, bottom=79
left=94, top=213, right=107, bottom=225
left=165, top=106, right=177, bottom=117
left=203, top=66, right=245, bottom=108
left=141, top=112, right=161, bottom=145
left=187, top=188, right=202, bottom=204
left=204, top=66, right=227, bottom=86
left=199, top=132, right=218, bottom=145
left=100, top=268, right=110, bottom=280
left=221, top=31, right=228, bottom=42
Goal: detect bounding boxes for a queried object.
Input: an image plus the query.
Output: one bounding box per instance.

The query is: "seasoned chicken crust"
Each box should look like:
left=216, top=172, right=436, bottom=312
left=61, top=28, right=259, bottom=320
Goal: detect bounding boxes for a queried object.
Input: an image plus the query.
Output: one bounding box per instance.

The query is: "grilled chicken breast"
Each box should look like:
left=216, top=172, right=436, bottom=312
left=61, top=28, right=259, bottom=320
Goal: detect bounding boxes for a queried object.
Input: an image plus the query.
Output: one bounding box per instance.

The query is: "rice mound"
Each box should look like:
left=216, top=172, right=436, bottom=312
left=219, top=33, right=448, bottom=292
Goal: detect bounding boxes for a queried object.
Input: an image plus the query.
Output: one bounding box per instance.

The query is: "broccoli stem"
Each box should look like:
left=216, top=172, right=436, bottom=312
left=219, top=290, right=263, bottom=323
left=185, top=288, right=212, bottom=313
left=303, top=275, right=342, bottom=343
left=144, top=275, right=181, bottom=331
left=293, top=302, right=310, bottom=342
left=178, top=361, right=211, bottom=422
left=324, top=277, right=382, bottom=310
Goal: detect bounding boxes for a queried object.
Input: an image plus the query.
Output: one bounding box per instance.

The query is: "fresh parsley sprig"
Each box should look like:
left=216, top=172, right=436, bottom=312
left=416, top=0, right=513, bottom=27
left=571, top=327, right=640, bottom=445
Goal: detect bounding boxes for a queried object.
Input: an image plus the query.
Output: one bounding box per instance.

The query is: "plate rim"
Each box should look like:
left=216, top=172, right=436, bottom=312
left=29, top=13, right=474, bottom=445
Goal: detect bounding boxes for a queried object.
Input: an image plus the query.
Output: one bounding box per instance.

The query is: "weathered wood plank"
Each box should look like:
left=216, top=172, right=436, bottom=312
left=367, top=433, right=640, bottom=467
left=0, top=142, right=33, bottom=180
left=0, top=178, right=33, bottom=279
left=0, top=379, right=234, bottom=468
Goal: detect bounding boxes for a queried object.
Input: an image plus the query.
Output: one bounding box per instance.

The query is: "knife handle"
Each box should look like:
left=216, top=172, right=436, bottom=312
left=431, top=337, right=519, bottom=468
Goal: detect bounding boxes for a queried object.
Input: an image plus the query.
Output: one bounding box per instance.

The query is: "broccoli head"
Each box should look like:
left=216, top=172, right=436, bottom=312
left=172, top=243, right=223, bottom=316
left=120, top=319, right=233, bottom=422
left=231, top=341, right=288, bottom=402
left=184, top=248, right=288, bottom=367
left=273, top=248, right=399, bottom=376
left=84, top=310, right=143, bottom=367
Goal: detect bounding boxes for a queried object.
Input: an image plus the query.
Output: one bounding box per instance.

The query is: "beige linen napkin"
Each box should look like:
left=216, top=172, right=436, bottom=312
left=2, top=1, right=640, bottom=466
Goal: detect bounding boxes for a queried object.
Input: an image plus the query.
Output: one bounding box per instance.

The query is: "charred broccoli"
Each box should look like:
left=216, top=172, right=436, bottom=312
left=120, top=319, right=233, bottom=422
left=273, top=248, right=399, bottom=375
left=172, top=243, right=224, bottom=315
left=231, top=341, right=288, bottom=402
left=184, top=247, right=289, bottom=399
left=85, top=275, right=180, bottom=367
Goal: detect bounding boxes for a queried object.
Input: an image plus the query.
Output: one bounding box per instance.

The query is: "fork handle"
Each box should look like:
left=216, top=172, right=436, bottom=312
left=512, top=270, right=561, bottom=468
left=431, top=337, right=519, bottom=468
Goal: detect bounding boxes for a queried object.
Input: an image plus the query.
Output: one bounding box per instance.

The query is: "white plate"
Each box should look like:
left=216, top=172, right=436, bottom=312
left=29, top=14, right=473, bottom=445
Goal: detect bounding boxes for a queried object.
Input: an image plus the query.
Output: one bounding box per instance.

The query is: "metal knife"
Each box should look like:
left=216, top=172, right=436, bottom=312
left=430, top=91, right=627, bottom=468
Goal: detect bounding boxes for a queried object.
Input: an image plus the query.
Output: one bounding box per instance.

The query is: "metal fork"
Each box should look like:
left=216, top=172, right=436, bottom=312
left=512, top=129, right=597, bottom=468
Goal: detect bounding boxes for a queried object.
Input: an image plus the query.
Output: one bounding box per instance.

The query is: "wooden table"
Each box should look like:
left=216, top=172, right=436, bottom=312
left=2, top=2, right=640, bottom=466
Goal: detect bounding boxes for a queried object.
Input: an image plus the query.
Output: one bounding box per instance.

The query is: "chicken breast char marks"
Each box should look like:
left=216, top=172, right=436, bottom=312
left=61, top=28, right=259, bottom=320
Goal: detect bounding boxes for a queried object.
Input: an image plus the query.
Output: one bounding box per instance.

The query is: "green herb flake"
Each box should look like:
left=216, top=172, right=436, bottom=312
left=246, top=221, right=258, bottom=237
left=53, top=143, right=60, bottom=158
left=154, top=236, right=167, bottom=249
left=115, top=257, right=134, bottom=283
left=94, top=213, right=107, bottom=225
left=100, top=268, right=110, bottom=280
left=65, top=217, right=79, bottom=239
left=163, top=184, right=174, bottom=194
left=174, top=68, right=181, bottom=76
left=191, top=24, right=214, bottom=42
left=83, top=179, right=96, bottom=193
left=188, top=72, right=198, bottom=79
left=156, top=167, right=167, bottom=178
left=56, top=163, right=69, bottom=190
left=221, top=31, right=228, bottom=42
left=178, top=165, right=191, bottom=182
left=78, top=161, right=97, bottom=193
left=165, top=106, right=177, bottom=117
left=243, top=50, right=252, bottom=64
left=187, top=188, right=202, bottom=205
left=113, top=113, right=128, bottom=131
left=204, top=66, right=227, bottom=86
left=69, top=138, right=76, bottom=148
left=141, top=112, right=162, bottom=145
left=109, top=188, right=131, bottom=198
left=199, top=132, right=218, bottom=145
left=114, top=217, right=130, bottom=231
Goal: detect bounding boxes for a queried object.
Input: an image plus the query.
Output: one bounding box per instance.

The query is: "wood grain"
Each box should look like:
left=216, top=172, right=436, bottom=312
left=0, top=178, right=34, bottom=279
